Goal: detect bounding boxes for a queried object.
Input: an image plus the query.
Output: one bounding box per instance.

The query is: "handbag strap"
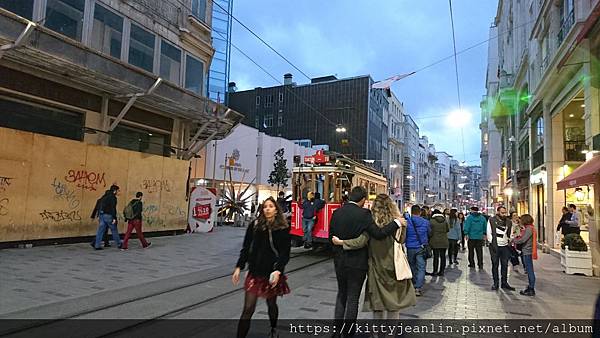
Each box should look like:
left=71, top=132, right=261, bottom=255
left=408, top=216, right=425, bottom=247
left=268, top=229, right=280, bottom=259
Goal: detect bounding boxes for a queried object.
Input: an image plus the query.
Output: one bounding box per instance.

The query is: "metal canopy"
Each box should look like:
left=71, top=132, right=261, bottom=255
left=0, top=11, right=243, bottom=151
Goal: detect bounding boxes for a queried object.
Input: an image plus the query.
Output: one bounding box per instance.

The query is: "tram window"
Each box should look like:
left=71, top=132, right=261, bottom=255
left=315, top=174, right=325, bottom=200
left=327, top=173, right=337, bottom=202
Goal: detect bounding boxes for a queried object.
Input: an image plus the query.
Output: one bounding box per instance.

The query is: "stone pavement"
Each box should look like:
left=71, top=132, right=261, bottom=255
left=188, top=245, right=599, bottom=320
left=0, top=226, right=246, bottom=316
left=1, top=227, right=598, bottom=320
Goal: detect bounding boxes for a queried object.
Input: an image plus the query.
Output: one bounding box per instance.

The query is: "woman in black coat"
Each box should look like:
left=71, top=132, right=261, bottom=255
left=233, top=196, right=291, bottom=338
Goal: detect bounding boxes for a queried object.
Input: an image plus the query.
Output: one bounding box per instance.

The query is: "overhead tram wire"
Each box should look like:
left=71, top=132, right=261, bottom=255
left=448, top=0, right=466, bottom=164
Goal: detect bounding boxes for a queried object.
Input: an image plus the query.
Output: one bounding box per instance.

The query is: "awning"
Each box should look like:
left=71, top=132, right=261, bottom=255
left=556, top=155, right=600, bottom=190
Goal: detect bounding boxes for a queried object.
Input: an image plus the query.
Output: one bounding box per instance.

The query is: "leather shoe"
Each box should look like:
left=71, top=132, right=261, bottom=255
left=501, top=284, right=516, bottom=291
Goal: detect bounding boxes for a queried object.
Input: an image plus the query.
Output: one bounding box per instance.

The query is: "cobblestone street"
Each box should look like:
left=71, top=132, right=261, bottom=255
left=1, top=226, right=597, bottom=322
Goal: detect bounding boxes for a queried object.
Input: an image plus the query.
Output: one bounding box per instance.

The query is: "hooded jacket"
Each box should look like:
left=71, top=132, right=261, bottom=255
left=464, top=212, right=487, bottom=240
left=429, top=212, right=450, bottom=248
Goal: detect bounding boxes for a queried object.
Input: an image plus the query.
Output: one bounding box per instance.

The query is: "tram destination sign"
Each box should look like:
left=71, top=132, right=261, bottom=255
left=304, top=150, right=329, bottom=164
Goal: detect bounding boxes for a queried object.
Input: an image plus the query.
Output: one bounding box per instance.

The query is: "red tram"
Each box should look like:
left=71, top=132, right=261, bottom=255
left=290, top=151, right=387, bottom=245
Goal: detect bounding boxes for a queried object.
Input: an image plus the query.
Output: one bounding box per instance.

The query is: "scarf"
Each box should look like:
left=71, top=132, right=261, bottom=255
left=517, top=223, right=538, bottom=260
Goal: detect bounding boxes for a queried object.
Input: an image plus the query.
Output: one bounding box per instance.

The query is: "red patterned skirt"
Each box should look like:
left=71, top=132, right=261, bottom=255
left=244, top=273, right=290, bottom=298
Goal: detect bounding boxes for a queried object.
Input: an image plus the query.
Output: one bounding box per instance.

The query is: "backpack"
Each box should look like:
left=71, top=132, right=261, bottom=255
left=123, top=200, right=139, bottom=220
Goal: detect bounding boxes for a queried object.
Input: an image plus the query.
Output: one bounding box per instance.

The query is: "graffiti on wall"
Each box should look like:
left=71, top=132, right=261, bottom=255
left=65, top=170, right=107, bottom=191
left=0, top=176, right=12, bottom=193
left=167, top=204, right=186, bottom=218
left=141, top=179, right=171, bottom=193
left=0, top=198, right=8, bottom=216
left=51, top=178, right=81, bottom=209
left=40, top=209, right=82, bottom=222
left=142, top=204, right=164, bottom=227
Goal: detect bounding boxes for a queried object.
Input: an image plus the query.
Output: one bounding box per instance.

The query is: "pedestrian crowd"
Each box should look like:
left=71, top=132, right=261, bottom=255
left=232, top=185, right=552, bottom=338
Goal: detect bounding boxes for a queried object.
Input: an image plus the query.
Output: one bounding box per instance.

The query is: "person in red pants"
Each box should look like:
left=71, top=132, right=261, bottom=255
left=121, top=192, right=151, bottom=250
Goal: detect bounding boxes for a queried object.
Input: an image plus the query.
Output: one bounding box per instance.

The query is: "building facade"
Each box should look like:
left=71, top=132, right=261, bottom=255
left=228, top=74, right=391, bottom=172
left=0, top=0, right=242, bottom=243
left=207, top=0, right=233, bottom=103
left=486, top=0, right=600, bottom=275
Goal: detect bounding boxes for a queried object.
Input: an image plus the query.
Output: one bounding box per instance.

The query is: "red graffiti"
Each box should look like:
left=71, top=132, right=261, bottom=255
left=64, top=170, right=107, bottom=191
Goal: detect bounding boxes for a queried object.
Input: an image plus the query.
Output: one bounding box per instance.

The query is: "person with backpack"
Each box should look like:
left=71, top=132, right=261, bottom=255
left=93, top=185, right=122, bottom=250
left=121, top=192, right=150, bottom=250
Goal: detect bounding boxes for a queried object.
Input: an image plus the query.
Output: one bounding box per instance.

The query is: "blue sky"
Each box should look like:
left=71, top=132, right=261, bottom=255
left=229, top=0, right=499, bottom=166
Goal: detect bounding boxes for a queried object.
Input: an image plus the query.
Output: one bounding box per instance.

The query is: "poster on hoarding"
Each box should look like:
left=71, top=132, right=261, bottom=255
left=188, top=187, right=217, bottom=233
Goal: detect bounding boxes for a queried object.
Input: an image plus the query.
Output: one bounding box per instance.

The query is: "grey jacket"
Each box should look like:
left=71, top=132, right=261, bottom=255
left=513, top=226, right=533, bottom=256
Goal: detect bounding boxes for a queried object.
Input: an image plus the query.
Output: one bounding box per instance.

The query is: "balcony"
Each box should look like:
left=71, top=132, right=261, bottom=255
left=558, top=10, right=575, bottom=46
left=564, top=141, right=586, bottom=162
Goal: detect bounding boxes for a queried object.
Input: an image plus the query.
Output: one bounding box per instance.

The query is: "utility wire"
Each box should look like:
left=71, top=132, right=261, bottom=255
left=448, top=0, right=466, bottom=164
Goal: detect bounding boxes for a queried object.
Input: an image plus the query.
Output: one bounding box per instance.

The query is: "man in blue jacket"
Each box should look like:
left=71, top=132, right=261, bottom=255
left=405, top=204, right=431, bottom=296
left=464, top=206, right=487, bottom=269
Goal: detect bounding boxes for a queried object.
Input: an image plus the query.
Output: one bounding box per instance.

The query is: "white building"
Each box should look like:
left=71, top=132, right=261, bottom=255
left=202, top=124, right=315, bottom=204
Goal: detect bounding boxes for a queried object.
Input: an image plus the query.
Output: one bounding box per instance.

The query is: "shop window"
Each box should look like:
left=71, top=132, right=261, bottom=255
left=191, top=0, right=207, bottom=22
left=0, top=0, right=34, bottom=19
left=109, top=124, right=170, bottom=157
left=185, top=55, right=204, bottom=94
left=91, top=4, right=123, bottom=59
left=129, top=24, right=155, bottom=73
left=0, top=97, right=83, bottom=141
left=45, top=0, right=85, bottom=41
left=160, top=40, right=181, bottom=84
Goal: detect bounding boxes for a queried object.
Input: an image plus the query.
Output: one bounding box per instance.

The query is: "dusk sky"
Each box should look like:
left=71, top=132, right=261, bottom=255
left=228, top=1, right=499, bottom=166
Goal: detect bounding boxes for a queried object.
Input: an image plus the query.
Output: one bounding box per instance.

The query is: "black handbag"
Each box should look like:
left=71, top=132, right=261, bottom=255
left=408, top=216, right=432, bottom=259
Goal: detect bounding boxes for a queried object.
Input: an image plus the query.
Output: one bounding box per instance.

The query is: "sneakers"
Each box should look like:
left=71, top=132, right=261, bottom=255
left=415, top=288, right=422, bottom=297
left=303, top=243, right=312, bottom=249
left=94, top=247, right=103, bottom=251
left=520, top=288, right=535, bottom=296
left=144, top=242, right=152, bottom=249
left=501, top=284, right=516, bottom=291
left=120, top=247, right=128, bottom=251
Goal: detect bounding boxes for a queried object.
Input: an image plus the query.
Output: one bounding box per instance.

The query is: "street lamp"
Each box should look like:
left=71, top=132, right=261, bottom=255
left=335, top=125, right=347, bottom=133
left=390, top=164, right=398, bottom=169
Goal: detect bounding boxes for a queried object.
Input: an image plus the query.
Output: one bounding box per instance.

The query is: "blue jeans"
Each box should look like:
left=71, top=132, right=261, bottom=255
left=522, top=254, right=535, bottom=290
left=95, top=213, right=121, bottom=248
left=407, top=248, right=426, bottom=289
left=302, top=218, right=315, bottom=244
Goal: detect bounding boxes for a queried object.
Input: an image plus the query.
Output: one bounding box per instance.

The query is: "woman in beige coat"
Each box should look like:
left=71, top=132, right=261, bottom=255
left=332, top=194, right=416, bottom=320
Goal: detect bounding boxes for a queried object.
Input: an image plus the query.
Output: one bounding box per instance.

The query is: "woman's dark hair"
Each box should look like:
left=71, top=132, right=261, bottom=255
left=449, top=208, right=458, bottom=220
left=458, top=212, right=465, bottom=220
left=255, top=196, right=288, bottom=231
left=520, top=214, right=534, bottom=225
left=509, top=211, right=518, bottom=219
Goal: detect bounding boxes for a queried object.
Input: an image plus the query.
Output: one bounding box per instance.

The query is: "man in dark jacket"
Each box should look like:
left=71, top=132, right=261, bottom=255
left=301, top=191, right=324, bottom=249
left=93, top=185, right=122, bottom=250
left=487, top=206, right=515, bottom=291
left=556, top=206, right=573, bottom=236
left=121, top=192, right=151, bottom=250
left=464, top=206, right=487, bottom=269
left=329, top=186, right=401, bottom=337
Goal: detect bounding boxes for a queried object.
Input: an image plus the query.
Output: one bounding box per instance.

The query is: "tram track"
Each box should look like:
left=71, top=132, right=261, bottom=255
left=1, top=251, right=331, bottom=338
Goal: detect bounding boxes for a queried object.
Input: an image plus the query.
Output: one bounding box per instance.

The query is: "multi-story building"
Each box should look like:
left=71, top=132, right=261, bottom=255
left=486, top=0, right=600, bottom=275
left=435, top=151, right=452, bottom=206
left=387, top=92, right=405, bottom=205
left=401, top=114, right=420, bottom=208
left=0, top=0, right=242, bottom=243
left=207, top=0, right=233, bottom=103
left=480, top=24, right=503, bottom=213
left=228, top=74, right=389, bottom=172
